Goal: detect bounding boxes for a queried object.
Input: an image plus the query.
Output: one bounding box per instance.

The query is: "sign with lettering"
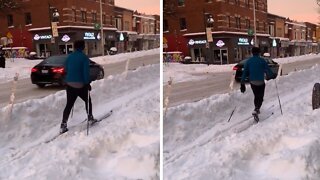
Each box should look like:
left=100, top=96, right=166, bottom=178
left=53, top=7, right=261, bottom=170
left=188, top=39, right=207, bottom=46
left=33, top=34, right=52, bottom=40
left=83, top=32, right=95, bottom=40
left=237, top=38, right=250, bottom=45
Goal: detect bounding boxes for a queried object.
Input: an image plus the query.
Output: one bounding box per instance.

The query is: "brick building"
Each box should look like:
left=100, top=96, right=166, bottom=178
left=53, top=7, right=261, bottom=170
left=164, top=0, right=271, bottom=64
left=0, top=0, right=159, bottom=58
left=0, top=0, right=118, bottom=57
left=267, top=13, right=289, bottom=58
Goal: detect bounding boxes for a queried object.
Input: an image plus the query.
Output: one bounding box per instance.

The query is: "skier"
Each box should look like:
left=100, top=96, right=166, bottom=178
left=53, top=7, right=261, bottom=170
left=240, top=47, right=276, bottom=120
left=60, top=40, right=96, bottom=133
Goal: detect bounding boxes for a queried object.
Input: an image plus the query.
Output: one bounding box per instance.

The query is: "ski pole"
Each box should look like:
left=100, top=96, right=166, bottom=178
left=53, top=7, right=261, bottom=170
left=274, top=79, right=283, bottom=115
left=87, top=89, right=90, bottom=136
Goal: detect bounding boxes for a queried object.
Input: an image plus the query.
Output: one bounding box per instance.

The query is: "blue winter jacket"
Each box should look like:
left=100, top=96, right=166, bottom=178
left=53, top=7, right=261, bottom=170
left=64, top=49, right=90, bottom=84
left=241, top=55, right=274, bottom=83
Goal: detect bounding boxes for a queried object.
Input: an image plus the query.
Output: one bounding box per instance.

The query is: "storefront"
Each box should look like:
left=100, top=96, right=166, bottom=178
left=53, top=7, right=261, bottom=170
left=29, top=27, right=117, bottom=57
left=185, top=33, right=270, bottom=64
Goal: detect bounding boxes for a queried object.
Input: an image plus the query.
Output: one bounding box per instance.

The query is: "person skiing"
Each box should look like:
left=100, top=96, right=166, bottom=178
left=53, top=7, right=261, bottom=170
left=240, top=47, right=275, bottom=119
left=60, top=40, right=96, bottom=133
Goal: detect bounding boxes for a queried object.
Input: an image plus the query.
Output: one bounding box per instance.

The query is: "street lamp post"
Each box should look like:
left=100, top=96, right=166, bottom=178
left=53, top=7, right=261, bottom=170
left=48, top=3, right=59, bottom=56
left=253, top=0, right=257, bottom=46
left=203, top=10, right=214, bottom=65
left=99, top=0, right=105, bottom=56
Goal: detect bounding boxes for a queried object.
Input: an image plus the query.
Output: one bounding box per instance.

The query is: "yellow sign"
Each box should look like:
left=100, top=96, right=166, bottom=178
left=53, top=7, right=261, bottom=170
left=51, top=22, right=59, bottom=37
left=206, top=28, right=213, bottom=42
left=6, top=32, right=13, bottom=39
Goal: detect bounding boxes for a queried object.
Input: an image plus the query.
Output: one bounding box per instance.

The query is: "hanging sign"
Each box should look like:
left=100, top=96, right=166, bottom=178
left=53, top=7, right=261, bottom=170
left=61, top=35, right=71, bottom=42
left=216, top=40, right=225, bottom=47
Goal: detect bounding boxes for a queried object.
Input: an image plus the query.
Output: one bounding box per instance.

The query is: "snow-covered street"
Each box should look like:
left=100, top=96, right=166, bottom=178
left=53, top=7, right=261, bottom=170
left=0, top=51, right=160, bottom=179
left=164, top=56, right=320, bottom=179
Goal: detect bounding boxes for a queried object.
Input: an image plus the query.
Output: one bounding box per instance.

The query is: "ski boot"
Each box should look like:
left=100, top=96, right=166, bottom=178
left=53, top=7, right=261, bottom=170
left=88, top=115, right=98, bottom=125
left=60, top=122, right=68, bottom=134
left=252, top=108, right=260, bottom=123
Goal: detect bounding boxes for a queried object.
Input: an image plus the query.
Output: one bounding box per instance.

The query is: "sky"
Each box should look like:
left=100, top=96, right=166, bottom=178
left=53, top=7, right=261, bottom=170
left=268, top=0, right=319, bottom=24
left=115, top=0, right=160, bottom=15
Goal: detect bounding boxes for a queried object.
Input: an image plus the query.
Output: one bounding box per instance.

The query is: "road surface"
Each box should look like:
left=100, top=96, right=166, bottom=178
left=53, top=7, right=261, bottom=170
left=165, top=57, right=320, bottom=107
left=0, top=54, right=159, bottom=108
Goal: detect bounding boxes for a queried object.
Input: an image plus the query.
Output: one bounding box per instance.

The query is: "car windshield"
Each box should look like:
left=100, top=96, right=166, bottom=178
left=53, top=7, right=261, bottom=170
left=43, top=55, right=67, bottom=64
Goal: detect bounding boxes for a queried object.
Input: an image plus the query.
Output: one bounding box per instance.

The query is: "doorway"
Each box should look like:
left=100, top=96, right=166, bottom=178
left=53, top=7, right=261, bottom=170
left=213, top=49, right=228, bottom=64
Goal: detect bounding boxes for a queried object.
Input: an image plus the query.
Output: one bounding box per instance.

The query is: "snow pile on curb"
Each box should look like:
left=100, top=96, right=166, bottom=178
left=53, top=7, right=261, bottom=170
left=164, top=64, right=320, bottom=179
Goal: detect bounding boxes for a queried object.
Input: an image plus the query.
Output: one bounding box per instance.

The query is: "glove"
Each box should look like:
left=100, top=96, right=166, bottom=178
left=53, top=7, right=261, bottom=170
left=240, top=83, right=246, bottom=93
left=87, top=84, right=92, bottom=91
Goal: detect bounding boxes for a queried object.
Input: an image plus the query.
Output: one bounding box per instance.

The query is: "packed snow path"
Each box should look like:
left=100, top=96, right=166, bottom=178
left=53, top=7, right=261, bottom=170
left=0, top=64, right=160, bottom=179
left=164, top=64, right=320, bottom=179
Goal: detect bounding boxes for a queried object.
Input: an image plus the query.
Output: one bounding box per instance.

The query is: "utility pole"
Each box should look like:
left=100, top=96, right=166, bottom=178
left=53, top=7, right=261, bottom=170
left=253, top=0, right=257, bottom=46
left=99, top=0, right=105, bottom=56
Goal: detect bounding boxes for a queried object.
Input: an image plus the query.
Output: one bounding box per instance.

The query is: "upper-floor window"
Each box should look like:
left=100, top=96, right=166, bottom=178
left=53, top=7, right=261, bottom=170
left=7, top=14, right=13, bottom=26
left=256, top=21, right=259, bottom=31
left=178, top=0, right=185, bottom=6
left=245, top=0, right=249, bottom=7
left=269, top=24, right=275, bottom=36
left=92, top=12, right=97, bottom=23
left=164, top=19, right=169, bottom=31
left=227, top=16, right=231, bottom=28
left=25, top=12, right=32, bottom=25
left=180, top=18, right=187, bottom=30
left=246, top=19, right=250, bottom=29
left=205, top=0, right=212, bottom=2
left=81, top=11, right=87, bottom=23
left=72, top=9, right=77, bottom=22
left=255, top=1, right=259, bottom=10
left=235, top=0, right=240, bottom=5
left=102, top=14, right=106, bottom=24
left=235, top=17, right=241, bottom=29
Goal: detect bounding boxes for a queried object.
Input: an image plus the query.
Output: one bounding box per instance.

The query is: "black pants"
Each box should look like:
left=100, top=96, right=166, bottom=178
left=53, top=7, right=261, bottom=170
left=250, top=83, right=265, bottom=110
left=62, top=85, right=92, bottom=124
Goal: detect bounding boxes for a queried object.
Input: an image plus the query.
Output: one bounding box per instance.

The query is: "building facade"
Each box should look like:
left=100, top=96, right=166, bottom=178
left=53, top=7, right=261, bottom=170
left=267, top=13, right=289, bottom=58
left=164, top=0, right=269, bottom=64
left=0, top=0, right=159, bottom=58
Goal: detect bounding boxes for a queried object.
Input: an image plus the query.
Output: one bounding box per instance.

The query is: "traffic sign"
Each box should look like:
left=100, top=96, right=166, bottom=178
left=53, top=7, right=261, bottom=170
left=248, top=29, right=254, bottom=36
left=94, top=23, right=101, bottom=30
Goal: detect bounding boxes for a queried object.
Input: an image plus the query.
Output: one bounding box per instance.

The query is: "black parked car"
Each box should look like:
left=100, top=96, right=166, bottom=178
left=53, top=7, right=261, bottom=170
left=31, top=55, right=104, bottom=88
left=233, top=55, right=281, bottom=82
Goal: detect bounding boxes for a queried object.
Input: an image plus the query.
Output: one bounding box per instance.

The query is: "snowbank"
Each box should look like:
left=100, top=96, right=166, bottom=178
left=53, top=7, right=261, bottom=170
left=0, top=64, right=160, bottom=179
left=164, top=64, right=320, bottom=179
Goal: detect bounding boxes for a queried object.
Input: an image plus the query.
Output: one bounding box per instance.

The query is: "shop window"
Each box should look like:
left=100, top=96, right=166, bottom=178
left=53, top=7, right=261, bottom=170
left=25, top=12, right=32, bottom=25
left=7, top=14, right=13, bottom=27
left=178, top=0, right=185, bottom=6
left=179, top=18, right=187, bottom=30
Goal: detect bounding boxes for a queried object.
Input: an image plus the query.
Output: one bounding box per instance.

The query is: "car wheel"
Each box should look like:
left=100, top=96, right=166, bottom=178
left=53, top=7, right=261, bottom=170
left=312, top=83, right=320, bottom=110
left=97, top=70, right=104, bottom=79
left=36, top=84, right=46, bottom=88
